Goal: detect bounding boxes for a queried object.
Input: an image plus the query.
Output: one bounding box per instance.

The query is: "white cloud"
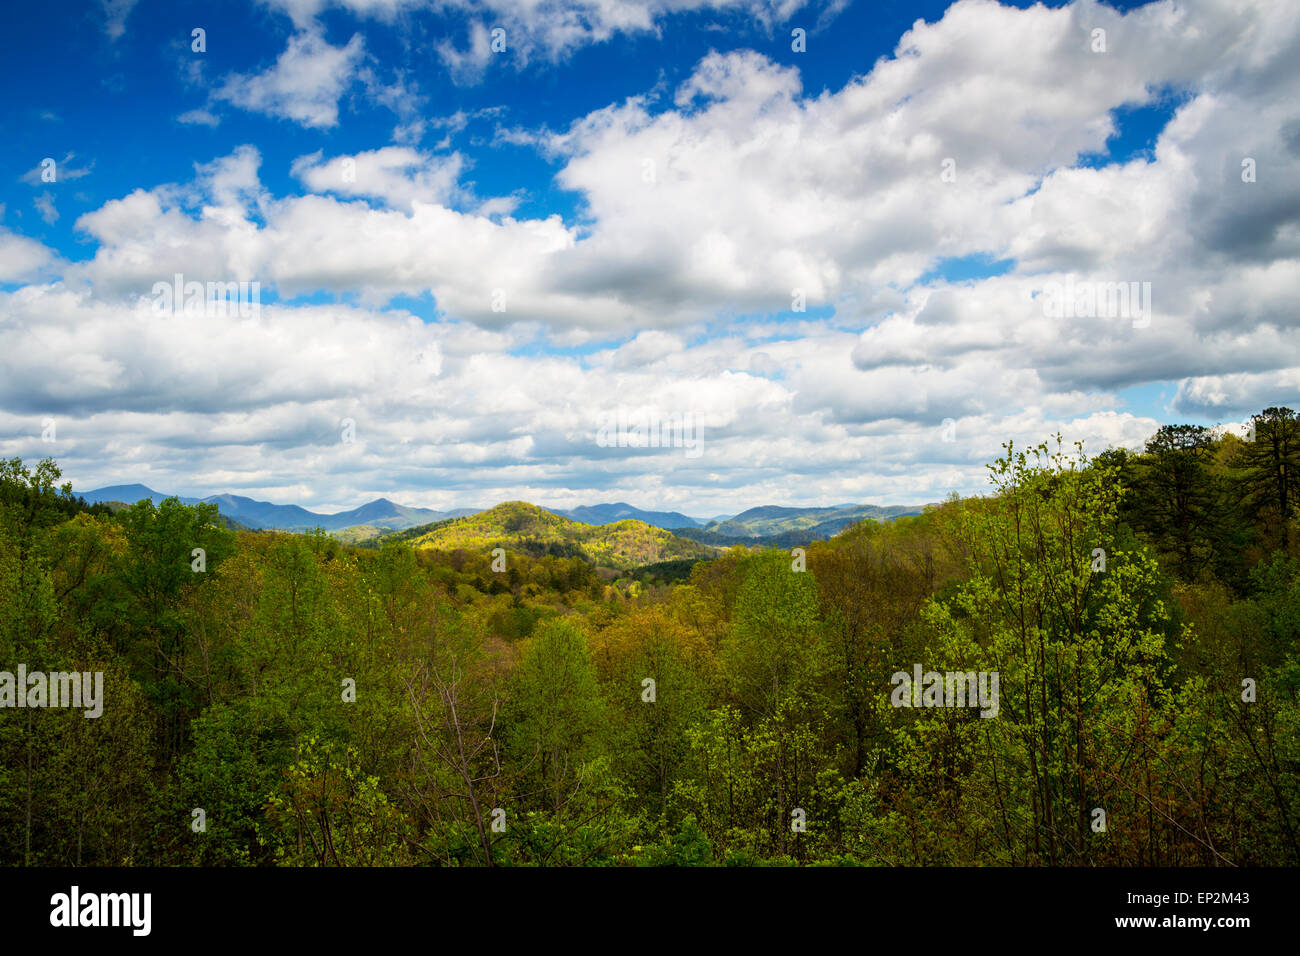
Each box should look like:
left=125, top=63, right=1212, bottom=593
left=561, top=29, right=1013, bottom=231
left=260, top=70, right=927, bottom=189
left=256, top=0, right=839, bottom=78
left=0, top=276, right=1164, bottom=512
left=58, top=0, right=1300, bottom=389
left=100, top=0, right=137, bottom=40
left=21, top=153, right=92, bottom=186
left=214, top=30, right=366, bottom=129
left=177, top=108, right=221, bottom=127
left=291, top=147, right=467, bottom=210
left=436, top=19, right=497, bottom=86
left=0, top=229, right=59, bottom=283
left=4, top=0, right=1299, bottom=511
left=33, top=193, right=59, bottom=226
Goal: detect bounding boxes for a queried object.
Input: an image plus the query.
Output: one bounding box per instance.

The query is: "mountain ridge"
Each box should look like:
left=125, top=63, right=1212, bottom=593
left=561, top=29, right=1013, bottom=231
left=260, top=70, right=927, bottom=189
left=677, top=502, right=932, bottom=547
left=74, top=484, right=929, bottom=542
left=545, top=502, right=701, bottom=529
left=75, top=484, right=464, bottom=532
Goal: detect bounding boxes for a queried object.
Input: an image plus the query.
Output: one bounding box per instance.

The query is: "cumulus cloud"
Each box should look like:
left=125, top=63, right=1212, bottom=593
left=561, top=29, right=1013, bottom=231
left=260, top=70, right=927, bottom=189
left=0, top=229, right=60, bottom=283
left=3, top=276, right=1154, bottom=512
left=291, top=147, right=467, bottom=210
left=70, top=3, right=1300, bottom=333
left=3, top=0, right=1299, bottom=511
left=214, top=30, right=366, bottom=129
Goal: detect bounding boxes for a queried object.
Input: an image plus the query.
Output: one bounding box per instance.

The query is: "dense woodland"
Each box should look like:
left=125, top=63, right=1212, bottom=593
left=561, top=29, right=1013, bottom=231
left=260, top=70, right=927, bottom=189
left=2, top=407, right=1298, bottom=866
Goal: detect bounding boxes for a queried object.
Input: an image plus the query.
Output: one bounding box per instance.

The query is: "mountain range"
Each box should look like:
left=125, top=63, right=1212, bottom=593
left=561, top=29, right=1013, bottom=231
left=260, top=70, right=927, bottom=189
left=677, top=503, right=928, bottom=546
left=74, top=485, right=928, bottom=545
left=75, top=484, right=475, bottom=532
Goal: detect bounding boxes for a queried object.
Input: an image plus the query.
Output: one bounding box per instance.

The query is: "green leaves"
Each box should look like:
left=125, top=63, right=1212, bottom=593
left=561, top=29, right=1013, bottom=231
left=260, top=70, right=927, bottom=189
left=502, top=619, right=606, bottom=814
left=4, top=435, right=1299, bottom=867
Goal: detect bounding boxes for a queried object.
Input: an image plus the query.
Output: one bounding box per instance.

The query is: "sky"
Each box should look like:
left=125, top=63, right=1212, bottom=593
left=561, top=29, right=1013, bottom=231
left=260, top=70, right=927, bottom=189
left=0, top=0, right=1297, bottom=516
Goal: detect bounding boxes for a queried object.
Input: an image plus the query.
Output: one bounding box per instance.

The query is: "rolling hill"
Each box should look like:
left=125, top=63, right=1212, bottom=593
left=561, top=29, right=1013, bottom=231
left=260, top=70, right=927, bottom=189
left=391, top=502, right=719, bottom=569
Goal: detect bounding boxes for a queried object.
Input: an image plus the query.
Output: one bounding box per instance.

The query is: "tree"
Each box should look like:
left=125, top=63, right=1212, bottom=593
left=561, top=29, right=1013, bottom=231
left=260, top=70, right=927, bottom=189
left=403, top=608, right=508, bottom=866
left=502, top=619, right=606, bottom=814
left=1243, top=407, right=1300, bottom=551
left=592, top=605, right=709, bottom=819
left=1131, top=424, right=1218, bottom=579
left=0, top=460, right=62, bottom=864
left=115, top=498, right=235, bottom=758
left=721, top=550, right=826, bottom=722
left=896, top=438, right=1185, bottom=864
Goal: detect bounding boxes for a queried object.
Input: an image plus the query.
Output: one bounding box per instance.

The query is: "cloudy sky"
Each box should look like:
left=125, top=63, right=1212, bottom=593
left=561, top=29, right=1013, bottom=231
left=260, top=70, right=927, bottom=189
left=1, top=0, right=1297, bottom=516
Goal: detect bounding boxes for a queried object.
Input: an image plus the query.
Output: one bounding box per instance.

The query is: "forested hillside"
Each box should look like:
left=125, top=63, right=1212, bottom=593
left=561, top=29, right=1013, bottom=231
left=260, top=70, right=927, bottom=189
left=384, top=501, right=718, bottom=568
left=1, top=409, right=1298, bottom=866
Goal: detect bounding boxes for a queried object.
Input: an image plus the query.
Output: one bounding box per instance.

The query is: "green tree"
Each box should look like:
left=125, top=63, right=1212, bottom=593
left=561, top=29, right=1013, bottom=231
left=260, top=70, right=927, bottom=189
left=721, top=550, right=826, bottom=722
left=502, top=619, right=606, bottom=814
left=1131, top=424, right=1218, bottom=579
left=896, top=438, right=1184, bottom=864
left=1243, top=407, right=1300, bottom=551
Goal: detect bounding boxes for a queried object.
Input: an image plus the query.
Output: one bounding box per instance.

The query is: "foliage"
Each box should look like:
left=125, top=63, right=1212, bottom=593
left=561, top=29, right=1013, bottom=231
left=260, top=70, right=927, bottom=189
left=2, top=408, right=1298, bottom=865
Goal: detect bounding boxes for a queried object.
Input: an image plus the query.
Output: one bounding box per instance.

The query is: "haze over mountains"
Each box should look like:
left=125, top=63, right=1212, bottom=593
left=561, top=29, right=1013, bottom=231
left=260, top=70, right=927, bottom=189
left=75, top=484, right=929, bottom=544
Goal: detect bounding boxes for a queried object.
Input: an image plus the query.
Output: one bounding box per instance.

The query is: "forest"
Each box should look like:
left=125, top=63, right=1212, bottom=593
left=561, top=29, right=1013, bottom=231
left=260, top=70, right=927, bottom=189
left=1, top=408, right=1297, bottom=867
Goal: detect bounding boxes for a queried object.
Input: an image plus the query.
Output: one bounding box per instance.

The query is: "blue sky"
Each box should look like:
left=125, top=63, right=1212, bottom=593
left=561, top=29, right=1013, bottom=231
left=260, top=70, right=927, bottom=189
left=1, top=0, right=1297, bottom=513
left=2, top=0, right=1160, bottom=256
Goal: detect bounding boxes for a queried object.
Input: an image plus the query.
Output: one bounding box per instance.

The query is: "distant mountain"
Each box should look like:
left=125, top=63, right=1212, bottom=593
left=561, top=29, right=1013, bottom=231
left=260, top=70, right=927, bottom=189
left=297, top=497, right=475, bottom=532
left=74, top=484, right=925, bottom=546
left=392, top=502, right=718, bottom=569
left=708, top=503, right=925, bottom=536
left=78, top=484, right=198, bottom=507
left=76, top=485, right=472, bottom=533
left=675, top=502, right=929, bottom=547
left=547, top=502, right=702, bottom=530
left=200, top=493, right=321, bottom=530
